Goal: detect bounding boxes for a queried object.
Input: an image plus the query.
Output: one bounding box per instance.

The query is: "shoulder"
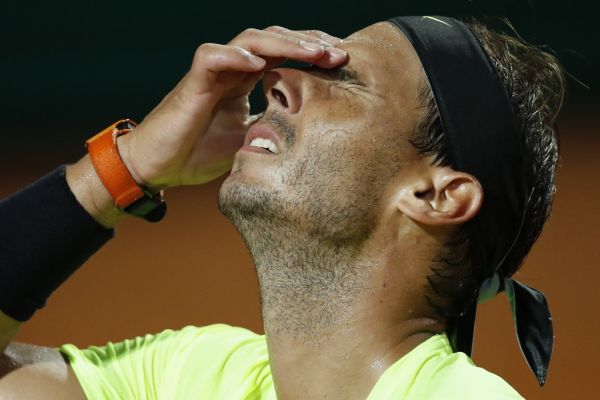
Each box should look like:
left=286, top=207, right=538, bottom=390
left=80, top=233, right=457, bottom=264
left=60, top=324, right=272, bottom=399
left=158, top=324, right=269, bottom=367
left=150, top=324, right=271, bottom=392
left=369, top=334, right=523, bottom=400
left=414, top=351, right=524, bottom=399
left=62, top=323, right=265, bottom=365
left=152, top=323, right=265, bottom=353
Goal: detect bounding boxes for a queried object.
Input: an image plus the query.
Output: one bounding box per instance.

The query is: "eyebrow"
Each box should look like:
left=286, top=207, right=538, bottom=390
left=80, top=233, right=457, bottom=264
left=303, top=64, right=367, bottom=86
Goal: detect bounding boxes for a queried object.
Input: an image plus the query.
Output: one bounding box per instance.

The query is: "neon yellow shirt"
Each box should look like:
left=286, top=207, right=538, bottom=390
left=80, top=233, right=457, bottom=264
left=60, top=324, right=523, bottom=399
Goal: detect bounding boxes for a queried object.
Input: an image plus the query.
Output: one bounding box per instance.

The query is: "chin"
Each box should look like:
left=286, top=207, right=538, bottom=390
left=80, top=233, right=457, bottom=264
left=220, top=167, right=265, bottom=198
left=218, top=172, right=277, bottom=221
left=223, top=155, right=282, bottom=193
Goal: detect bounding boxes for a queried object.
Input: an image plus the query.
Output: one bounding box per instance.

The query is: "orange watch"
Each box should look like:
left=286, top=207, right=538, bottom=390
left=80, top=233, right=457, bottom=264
left=85, top=119, right=166, bottom=222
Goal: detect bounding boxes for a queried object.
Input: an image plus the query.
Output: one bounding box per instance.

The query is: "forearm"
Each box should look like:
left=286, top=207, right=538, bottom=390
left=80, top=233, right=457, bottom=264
left=65, top=154, right=126, bottom=229
left=0, top=156, right=122, bottom=350
left=0, top=153, right=136, bottom=395
left=0, top=164, right=115, bottom=334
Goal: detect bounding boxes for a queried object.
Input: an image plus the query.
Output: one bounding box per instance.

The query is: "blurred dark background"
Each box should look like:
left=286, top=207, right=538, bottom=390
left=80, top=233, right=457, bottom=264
left=1, top=0, right=597, bottom=158
left=1, top=1, right=598, bottom=399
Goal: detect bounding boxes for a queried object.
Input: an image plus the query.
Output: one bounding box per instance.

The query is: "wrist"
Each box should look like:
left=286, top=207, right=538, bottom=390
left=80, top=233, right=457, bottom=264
left=115, top=133, right=145, bottom=187
left=115, top=127, right=170, bottom=193
left=66, top=155, right=126, bottom=229
left=85, top=119, right=167, bottom=222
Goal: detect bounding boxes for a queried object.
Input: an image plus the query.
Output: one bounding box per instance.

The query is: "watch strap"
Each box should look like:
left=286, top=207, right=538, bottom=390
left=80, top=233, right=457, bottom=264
left=86, top=119, right=144, bottom=208
left=86, top=119, right=166, bottom=222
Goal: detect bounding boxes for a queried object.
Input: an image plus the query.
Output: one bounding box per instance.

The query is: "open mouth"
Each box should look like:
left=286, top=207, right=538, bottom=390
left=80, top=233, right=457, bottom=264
left=242, top=123, right=283, bottom=155
left=249, top=137, right=279, bottom=154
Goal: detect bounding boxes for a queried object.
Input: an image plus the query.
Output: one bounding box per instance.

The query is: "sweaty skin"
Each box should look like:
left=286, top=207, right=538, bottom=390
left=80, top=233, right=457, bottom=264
left=0, top=25, right=348, bottom=398
left=218, top=22, right=482, bottom=400
left=0, top=22, right=483, bottom=400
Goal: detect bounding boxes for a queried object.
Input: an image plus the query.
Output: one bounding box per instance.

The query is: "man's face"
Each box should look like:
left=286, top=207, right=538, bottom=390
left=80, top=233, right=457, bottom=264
left=219, top=22, right=425, bottom=242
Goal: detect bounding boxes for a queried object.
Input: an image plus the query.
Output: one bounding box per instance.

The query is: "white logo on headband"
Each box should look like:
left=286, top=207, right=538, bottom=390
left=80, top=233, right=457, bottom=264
left=422, top=16, right=452, bottom=27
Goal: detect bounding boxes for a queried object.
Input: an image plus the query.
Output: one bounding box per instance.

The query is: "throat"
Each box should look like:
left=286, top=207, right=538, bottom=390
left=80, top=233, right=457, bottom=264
left=255, top=235, right=372, bottom=338
left=256, top=237, right=380, bottom=400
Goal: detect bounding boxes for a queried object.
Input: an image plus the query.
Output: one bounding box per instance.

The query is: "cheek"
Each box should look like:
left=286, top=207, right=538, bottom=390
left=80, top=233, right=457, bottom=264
left=290, top=100, right=404, bottom=185
left=282, top=126, right=391, bottom=241
left=273, top=101, right=413, bottom=240
left=284, top=116, right=390, bottom=206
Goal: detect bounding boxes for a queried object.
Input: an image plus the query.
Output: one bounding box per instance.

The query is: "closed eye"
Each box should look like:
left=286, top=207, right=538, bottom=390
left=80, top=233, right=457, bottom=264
left=301, top=65, right=367, bottom=87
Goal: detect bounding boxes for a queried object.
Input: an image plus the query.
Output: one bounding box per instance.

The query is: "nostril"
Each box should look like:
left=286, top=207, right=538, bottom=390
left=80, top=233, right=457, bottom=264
left=271, top=88, right=289, bottom=108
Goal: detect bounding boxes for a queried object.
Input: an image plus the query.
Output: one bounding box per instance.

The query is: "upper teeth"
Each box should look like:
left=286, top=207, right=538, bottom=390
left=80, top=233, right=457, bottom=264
left=250, top=138, right=279, bottom=154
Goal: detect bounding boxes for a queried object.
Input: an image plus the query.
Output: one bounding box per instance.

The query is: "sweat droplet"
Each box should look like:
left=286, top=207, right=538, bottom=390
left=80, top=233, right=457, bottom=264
left=371, top=359, right=384, bottom=370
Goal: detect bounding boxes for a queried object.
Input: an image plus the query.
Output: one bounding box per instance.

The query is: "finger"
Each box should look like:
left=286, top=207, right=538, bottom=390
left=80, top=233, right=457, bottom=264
left=262, top=26, right=348, bottom=63
left=291, top=28, right=343, bottom=46
left=192, top=43, right=266, bottom=73
left=185, top=43, right=266, bottom=93
left=265, top=26, right=343, bottom=47
left=263, top=26, right=347, bottom=68
left=298, top=29, right=344, bottom=46
left=229, top=28, right=347, bottom=67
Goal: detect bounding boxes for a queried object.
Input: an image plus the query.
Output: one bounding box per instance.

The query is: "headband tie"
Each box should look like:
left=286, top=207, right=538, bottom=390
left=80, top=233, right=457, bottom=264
left=387, top=16, right=553, bottom=386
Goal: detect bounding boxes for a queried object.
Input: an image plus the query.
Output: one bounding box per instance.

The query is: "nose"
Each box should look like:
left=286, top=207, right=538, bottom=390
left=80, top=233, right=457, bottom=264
left=262, top=69, right=305, bottom=115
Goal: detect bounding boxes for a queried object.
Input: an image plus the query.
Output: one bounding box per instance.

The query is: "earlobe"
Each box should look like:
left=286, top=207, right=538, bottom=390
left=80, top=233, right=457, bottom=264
left=395, top=165, right=483, bottom=226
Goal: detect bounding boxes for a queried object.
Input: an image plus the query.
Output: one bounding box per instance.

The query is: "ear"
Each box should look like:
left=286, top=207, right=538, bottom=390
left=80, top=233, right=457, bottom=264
left=396, top=165, right=483, bottom=226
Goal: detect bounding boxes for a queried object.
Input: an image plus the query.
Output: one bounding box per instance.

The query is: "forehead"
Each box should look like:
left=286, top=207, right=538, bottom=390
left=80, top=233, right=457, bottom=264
left=341, top=22, right=424, bottom=103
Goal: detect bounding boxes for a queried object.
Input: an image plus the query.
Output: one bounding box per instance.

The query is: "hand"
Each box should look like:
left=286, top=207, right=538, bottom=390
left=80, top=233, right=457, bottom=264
left=119, top=26, right=348, bottom=190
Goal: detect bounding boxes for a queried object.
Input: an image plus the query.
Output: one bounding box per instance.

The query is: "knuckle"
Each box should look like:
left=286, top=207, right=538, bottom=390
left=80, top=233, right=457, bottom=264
left=265, top=25, right=284, bottom=32
left=230, top=28, right=260, bottom=43
left=302, top=29, right=322, bottom=36
left=193, top=43, right=224, bottom=66
left=243, top=27, right=260, bottom=37
left=231, top=28, right=259, bottom=42
left=195, top=43, right=215, bottom=57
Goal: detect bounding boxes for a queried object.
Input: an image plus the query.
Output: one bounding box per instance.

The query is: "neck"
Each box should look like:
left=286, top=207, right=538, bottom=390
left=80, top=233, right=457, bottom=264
left=251, top=231, right=442, bottom=400
left=256, top=234, right=370, bottom=337
left=219, top=188, right=444, bottom=399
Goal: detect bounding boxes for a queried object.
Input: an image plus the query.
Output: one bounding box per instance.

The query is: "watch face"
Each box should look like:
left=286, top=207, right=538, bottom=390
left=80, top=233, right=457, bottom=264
left=124, top=196, right=167, bottom=222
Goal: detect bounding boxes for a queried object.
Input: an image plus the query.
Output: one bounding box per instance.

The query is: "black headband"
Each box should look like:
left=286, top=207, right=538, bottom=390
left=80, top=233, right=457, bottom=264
left=387, top=16, right=553, bottom=386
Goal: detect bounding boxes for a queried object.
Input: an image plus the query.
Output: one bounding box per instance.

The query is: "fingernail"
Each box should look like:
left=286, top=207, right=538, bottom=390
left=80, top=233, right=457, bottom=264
left=327, top=47, right=347, bottom=58
left=300, top=41, right=324, bottom=53
left=250, top=54, right=266, bottom=66
left=238, top=47, right=265, bottom=66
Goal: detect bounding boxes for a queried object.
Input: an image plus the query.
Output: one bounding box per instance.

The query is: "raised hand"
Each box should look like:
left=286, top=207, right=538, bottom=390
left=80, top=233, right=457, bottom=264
left=118, top=26, right=347, bottom=190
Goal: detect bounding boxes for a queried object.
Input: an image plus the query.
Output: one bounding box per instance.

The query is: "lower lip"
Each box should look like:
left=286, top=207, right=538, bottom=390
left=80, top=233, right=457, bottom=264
left=240, top=145, right=276, bottom=154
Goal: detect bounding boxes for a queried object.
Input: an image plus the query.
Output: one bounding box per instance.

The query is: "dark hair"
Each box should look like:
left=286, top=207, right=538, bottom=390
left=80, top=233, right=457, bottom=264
left=414, top=19, right=565, bottom=317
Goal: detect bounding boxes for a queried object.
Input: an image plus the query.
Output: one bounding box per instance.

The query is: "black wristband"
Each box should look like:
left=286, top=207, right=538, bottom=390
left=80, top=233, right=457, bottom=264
left=0, top=165, right=114, bottom=321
